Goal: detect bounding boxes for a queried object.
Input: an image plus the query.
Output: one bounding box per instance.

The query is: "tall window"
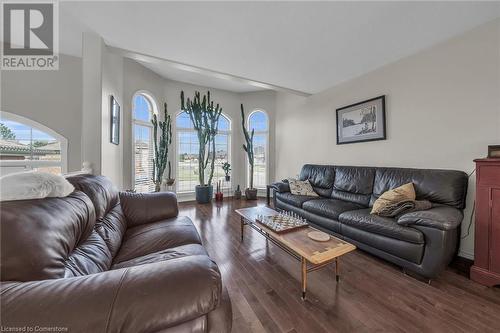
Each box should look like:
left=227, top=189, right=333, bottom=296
left=132, top=93, right=157, bottom=192
left=248, top=110, right=268, bottom=189
left=177, top=112, right=231, bottom=193
left=0, top=111, right=67, bottom=176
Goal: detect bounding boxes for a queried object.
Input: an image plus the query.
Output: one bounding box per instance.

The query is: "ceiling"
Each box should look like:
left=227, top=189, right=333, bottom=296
left=59, top=1, right=500, bottom=94
left=138, top=60, right=265, bottom=93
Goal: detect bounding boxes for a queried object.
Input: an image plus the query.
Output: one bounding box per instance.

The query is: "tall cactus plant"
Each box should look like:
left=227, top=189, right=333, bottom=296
left=181, top=91, right=222, bottom=186
left=151, top=102, right=172, bottom=192
left=241, top=104, right=255, bottom=189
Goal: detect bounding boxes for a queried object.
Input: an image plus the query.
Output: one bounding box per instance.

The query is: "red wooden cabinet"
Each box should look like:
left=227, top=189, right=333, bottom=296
left=471, top=159, right=500, bottom=286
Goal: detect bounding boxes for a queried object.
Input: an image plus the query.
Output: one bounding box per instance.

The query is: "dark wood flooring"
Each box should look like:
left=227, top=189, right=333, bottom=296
left=179, top=199, right=500, bottom=333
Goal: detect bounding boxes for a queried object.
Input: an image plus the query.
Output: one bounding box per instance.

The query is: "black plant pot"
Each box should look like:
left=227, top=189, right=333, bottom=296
left=225, top=175, right=230, bottom=181
left=245, top=188, right=258, bottom=200
left=195, top=185, right=213, bottom=204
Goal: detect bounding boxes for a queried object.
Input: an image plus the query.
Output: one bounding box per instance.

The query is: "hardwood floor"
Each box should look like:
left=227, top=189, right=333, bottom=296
left=179, top=199, right=500, bottom=333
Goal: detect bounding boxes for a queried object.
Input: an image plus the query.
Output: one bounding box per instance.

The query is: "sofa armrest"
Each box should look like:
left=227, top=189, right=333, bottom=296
left=397, top=206, right=464, bottom=231
left=119, top=191, right=178, bottom=226
left=270, top=180, right=290, bottom=193
left=1, top=256, right=222, bottom=332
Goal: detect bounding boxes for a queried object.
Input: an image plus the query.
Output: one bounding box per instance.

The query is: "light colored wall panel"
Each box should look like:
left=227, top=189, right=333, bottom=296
left=1, top=55, right=83, bottom=171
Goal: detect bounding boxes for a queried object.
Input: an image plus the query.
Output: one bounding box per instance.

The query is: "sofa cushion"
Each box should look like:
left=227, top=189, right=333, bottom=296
left=64, top=231, right=112, bottom=277
left=299, top=164, right=336, bottom=197
left=113, top=216, right=201, bottom=264
left=112, top=244, right=208, bottom=269
left=371, top=167, right=468, bottom=209
left=340, top=225, right=424, bottom=264
left=331, top=166, right=376, bottom=206
left=67, top=174, right=119, bottom=220
left=275, top=192, right=320, bottom=208
left=303, top=199, right=364, bottom=220
left=397, top=206, right=464, bottom=230
left=339, top=209, right=424, bottom=244
left=0, top=191, right=100, bottom=281
left=68, top=174, right=127, bottom=258
left=119, top=191, right=179, bottom=227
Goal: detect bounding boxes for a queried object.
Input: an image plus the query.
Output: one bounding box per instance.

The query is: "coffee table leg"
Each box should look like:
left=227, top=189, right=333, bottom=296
left=301, top=257, right=307, bottom=300
left=240, top=217, right=245, bottom=241
left=335, top=258, right=340, bottom=282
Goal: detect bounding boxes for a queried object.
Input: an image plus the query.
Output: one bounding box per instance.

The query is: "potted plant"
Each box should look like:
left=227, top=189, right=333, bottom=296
left=222, top=162, right=231, bottom=181
left=181, top=91, right=222, bottom=203
left=151, top=103, right=172, bottom=192
left=166, top=161, right=175, bottom=186
left=241, top=104, right=258, bottom=200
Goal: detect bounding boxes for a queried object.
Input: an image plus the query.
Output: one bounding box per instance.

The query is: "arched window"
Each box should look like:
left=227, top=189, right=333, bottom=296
left=248, top=110, right=268, bottom=189
left=176, top=112, right=231, bottom=193
left=132, top=92, right=157, bottom=192
left=0, top=111, right=67, bottom=176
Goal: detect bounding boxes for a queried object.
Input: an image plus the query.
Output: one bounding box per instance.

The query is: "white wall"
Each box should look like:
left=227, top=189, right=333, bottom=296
left=81, top=32, right=103, bottom=175
left=101, top=48, right=124, bottom=188
left=275, top=19, right=500, bottom=259
left=1, top=54, right=83, bottom=171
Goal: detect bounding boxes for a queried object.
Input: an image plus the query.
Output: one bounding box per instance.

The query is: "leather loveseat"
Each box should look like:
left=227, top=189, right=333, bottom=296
left=272, top=164, right=468, bottom=279
left=0, top=174, right=232, bottom=333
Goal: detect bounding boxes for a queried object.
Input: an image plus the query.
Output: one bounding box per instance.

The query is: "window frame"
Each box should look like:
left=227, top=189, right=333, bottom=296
left=247, top=109, right=269, bottom=190
left=131, top=91, right=158, bottom=193
left=175, top=111, right=232, bottom=194
left=0, top=111, right=68, bottom=173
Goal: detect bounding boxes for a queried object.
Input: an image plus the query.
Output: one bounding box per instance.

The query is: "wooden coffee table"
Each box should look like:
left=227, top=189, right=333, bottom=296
left=235, top=206, right=356, bottom=299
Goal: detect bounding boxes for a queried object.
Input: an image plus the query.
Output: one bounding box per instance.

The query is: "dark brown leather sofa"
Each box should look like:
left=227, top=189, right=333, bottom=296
left=1, top=174, right=232, bottom=333
left=272, top=164, right=468, bottom=279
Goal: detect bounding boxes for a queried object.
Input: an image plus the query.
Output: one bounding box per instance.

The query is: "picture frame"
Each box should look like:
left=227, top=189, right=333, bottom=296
left=488, top=145, right=500, bottom=158
left=110, top=95, right=120, bottom=145
left=336, top=95, right=386, bottom=145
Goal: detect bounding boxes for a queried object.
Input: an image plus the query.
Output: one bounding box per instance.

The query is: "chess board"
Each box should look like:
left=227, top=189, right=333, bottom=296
left=256, top=214, right=309, bottom=234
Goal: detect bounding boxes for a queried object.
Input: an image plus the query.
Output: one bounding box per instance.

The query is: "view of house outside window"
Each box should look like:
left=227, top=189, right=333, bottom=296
left=0, top=118, right=63, bottom=176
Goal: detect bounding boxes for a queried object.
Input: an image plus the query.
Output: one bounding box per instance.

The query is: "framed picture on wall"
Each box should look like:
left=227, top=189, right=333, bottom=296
left=110, top=95, right=120, bottom=145
left=336, top=95, right=386, bottom=145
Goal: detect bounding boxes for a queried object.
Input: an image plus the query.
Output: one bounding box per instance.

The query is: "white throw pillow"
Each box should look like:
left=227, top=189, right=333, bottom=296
left=288, top=178, right=319, bottom=197
left=0, top=171, right=74, bottom=202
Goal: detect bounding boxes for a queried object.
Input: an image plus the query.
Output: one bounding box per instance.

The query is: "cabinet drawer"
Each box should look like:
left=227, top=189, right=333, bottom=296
left=478, top=165, right=500, bottom=186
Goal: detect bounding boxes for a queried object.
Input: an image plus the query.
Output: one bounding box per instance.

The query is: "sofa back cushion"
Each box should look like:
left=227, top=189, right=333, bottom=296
left=67, top=175, right=127, bottom=258
left=331, top=166, right=376, bottom=206
left=296, top=164, right=468, bottom=210
left=371, top=167, right=468, bottom=209
left=1, top=192, right=99, bottom=281
left=299, top=164, right=335, bottom=197
left=0, top=175, right=129, bottom=282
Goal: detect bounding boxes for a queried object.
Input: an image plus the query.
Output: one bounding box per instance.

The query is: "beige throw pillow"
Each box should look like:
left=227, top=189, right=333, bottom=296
left=371, top=183, right=416, bottom=215
left=288, top=179, right=319, bottom=197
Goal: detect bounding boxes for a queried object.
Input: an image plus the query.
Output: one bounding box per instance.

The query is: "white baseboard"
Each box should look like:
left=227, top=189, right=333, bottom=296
left=458, top=250, right=474, bottom=260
